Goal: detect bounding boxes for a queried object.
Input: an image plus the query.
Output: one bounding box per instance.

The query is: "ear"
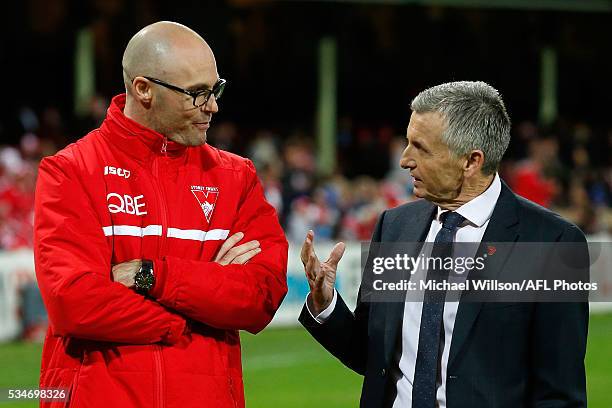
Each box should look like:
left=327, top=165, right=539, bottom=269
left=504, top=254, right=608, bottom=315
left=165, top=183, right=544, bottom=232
left=131, top=77, right=153, bottom=106
left=463, top=149, right=485, bottom=177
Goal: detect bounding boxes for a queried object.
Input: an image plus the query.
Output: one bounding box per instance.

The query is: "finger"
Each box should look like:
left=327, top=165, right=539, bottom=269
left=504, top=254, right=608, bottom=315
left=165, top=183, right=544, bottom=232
left=224, top=240, right=260, bottom=263
left=326, top=242, right=346, bottom=268
left=217, top=232, right=245, bottom=260
left=234, top=248, right=262, bottom=264
left=307, top=253, right=318, bottom=281
left=214, top=232, right=244, bottom=262
left=312, top=254, right=322, bottom=282
left=232, top=247, right=262, bottom=264
left=227, top=240, right=260, bottom=257
left=300, top=242, right=308, bottom=265
left=305, top=253, right=317, bottom=284
left=300, top=230, right=314, bottom=265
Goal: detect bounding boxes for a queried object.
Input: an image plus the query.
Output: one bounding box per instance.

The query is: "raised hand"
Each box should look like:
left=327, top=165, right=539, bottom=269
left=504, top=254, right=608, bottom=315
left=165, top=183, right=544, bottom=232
left=300, top=230, right=345, bottom=315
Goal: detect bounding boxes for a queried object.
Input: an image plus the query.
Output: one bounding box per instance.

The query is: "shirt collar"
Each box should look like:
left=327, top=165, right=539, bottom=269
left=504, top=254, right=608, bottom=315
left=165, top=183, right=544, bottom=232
left=436, top=173, right=502, bottom=228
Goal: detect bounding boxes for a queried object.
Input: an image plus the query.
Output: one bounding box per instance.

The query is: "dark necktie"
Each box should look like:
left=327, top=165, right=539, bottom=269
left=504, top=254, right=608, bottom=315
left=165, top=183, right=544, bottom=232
left=412, top=211, right=465, bottom=408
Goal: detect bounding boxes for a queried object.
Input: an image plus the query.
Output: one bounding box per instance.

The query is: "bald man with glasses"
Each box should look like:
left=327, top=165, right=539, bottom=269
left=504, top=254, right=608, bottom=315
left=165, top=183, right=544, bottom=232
left=34, top=21, right=288, bottom=408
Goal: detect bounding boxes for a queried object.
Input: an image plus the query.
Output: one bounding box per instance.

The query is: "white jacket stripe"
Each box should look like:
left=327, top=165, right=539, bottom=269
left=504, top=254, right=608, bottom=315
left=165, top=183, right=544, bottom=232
left=167, top=228, right=230, bottom=241
left=102, top=225, right=163, bottom=237
left=102, top=225, right=230, bottom=242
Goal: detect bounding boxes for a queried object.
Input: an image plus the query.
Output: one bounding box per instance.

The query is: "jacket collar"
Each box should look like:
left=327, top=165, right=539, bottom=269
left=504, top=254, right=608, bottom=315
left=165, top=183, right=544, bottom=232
left=99, top=94, right=187, bottom=161
left=448, top=180, right=520, bottom=368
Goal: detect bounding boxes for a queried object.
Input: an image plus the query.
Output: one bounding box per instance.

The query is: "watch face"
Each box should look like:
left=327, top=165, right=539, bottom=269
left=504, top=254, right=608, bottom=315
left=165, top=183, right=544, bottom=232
left=136, top=261, right=155, bottom=293
left=136, top=272, right=152, bottom=290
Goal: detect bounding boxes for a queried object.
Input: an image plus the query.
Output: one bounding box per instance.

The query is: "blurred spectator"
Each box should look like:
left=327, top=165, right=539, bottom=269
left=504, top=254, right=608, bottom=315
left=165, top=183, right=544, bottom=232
left=259, top=162, right=283, bottom=215
left=340, top=176, right=386, bottom=241
left=281, top=137, right=316, bottom=223
left=248, top=130, right=281, bottom=170
left=510, top=136, right=561, bottom=208
left=209, top=121, right=240, bottom=153
left=74, top=94, right=110, bottom=137
left=0, top=146, right=37, bottom=249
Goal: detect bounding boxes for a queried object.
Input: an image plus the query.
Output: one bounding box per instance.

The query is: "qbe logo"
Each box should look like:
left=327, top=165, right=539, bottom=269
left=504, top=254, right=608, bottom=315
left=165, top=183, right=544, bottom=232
left=104, top=166, right=131, bottom=179
left=107, top=193, right=147, bottom=215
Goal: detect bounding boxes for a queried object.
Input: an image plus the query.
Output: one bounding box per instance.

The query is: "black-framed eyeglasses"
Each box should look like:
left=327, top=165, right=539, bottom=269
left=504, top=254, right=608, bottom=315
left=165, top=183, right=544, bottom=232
left=140, top=76, right=226, bottom=107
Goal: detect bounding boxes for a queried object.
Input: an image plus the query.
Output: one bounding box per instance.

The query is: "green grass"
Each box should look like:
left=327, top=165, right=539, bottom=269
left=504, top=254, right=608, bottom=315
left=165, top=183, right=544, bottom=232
left=585, top=312, right=612, bottom=407
left=0, top=342, right=42, bottom=408
left=241, top=326, right=361, bottom=407
left=1, top=313, right=611, bottom=407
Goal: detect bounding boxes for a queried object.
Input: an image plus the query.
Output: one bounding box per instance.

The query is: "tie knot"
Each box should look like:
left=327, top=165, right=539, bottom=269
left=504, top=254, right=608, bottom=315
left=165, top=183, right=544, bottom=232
left=441, top=211, right=465, bottom=231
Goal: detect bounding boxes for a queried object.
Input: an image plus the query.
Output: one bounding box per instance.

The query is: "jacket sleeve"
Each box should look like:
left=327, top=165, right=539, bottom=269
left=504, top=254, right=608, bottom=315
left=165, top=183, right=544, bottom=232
left=530, top=224, right=589, bottom=407
left=297, top=210, right=387, bottom=375
left=149, top=159, right=288, bottom=334
left=34, top=155, right=187, bottom=344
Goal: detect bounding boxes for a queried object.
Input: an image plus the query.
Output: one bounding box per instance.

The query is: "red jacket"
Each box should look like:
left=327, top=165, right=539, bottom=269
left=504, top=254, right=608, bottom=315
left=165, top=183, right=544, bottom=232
left=34, top=94, right=288, bottom=408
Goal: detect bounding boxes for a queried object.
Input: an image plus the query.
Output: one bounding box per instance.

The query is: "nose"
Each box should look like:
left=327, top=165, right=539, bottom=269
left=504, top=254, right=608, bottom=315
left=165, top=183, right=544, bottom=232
left=201, top=94, right=219, bottom=114
left=399, top=146, right=415, bottom=170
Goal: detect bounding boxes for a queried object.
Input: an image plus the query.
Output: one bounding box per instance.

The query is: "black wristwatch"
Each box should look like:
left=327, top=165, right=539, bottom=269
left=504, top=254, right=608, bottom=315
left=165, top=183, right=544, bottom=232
left=134, top=259, right=155, bottom=294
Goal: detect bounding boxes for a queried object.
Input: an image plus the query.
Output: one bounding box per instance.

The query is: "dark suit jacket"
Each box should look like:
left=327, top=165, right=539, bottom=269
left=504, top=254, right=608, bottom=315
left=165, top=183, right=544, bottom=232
left=299, top=181, right=589, bottom=408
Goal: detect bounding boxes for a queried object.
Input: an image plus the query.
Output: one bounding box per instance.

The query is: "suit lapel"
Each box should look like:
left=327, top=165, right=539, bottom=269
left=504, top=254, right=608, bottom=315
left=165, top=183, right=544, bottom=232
left=383, top=201, right=436, bottom=365
left=448, top=181, right=520, bottom=368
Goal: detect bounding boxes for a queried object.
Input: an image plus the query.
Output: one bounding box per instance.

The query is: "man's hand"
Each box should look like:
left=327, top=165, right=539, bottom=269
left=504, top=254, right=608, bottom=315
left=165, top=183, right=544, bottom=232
left=112, top=259, right=141, bottom=288
left=301, top=230, right=345, bottom=315
left=214, top=232, right=261, bottom=266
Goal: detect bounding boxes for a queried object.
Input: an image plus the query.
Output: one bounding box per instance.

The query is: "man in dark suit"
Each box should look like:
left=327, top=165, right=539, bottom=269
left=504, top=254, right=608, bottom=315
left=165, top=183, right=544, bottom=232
left=299, top=81, right=588, bottom=408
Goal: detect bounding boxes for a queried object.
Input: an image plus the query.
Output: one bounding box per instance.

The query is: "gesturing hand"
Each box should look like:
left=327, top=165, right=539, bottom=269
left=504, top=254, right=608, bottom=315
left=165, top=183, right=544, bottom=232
left=214, top=232, right=261, bottom=266
left=300, top=230, right=346, bottom=315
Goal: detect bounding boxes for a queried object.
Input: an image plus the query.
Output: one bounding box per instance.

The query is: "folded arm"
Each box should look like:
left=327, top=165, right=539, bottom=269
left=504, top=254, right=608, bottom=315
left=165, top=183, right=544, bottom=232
left=35, top=156, right=187, bottom=345
left=148, top=159, right=288, bottom=333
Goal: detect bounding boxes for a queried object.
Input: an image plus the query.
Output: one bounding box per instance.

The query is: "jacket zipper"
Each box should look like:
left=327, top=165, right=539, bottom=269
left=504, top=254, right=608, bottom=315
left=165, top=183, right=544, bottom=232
left=228, top=376, right=238, bottom=408
left=151, top=137, right=169, bottom=408
left=153, top=345, right=165, bottom=408
left=152, top=137, right=169, bottom=260
left=226, top=332, right=238, bottom=408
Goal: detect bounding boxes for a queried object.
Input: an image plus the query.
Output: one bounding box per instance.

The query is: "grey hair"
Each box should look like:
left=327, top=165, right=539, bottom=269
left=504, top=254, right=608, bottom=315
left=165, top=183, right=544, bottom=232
left=410, top=81, right=511, bottom=175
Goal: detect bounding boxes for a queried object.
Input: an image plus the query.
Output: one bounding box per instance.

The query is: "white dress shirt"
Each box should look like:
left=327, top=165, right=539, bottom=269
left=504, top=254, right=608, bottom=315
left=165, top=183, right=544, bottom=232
left=308, top=173, right=502, bottom=408
left=393, top=173, right=501, bottom=408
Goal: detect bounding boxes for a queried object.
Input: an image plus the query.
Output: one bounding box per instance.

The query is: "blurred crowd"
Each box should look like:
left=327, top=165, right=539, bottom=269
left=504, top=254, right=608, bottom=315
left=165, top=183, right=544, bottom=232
left=0, top=101, right=611, bottom=253
left=1, top=99, right=611, bottom=342
left=0, top=106, right=65, bottom=250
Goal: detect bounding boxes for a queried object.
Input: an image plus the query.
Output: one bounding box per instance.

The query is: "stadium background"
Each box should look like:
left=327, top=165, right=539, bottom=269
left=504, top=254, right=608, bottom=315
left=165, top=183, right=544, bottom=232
left=0, top=0, right=611, bottom=406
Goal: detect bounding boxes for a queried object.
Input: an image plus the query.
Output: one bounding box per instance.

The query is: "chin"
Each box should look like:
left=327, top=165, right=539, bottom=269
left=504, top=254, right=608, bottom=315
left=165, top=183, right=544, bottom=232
left=188, top=133, right=207, bottom=147
left=412, top=188, right=426, bottom=199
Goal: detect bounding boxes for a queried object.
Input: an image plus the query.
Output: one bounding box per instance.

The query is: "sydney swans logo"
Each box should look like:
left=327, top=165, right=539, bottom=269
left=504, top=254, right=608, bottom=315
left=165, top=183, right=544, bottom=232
left=191, top=186, right=219, bottom=223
